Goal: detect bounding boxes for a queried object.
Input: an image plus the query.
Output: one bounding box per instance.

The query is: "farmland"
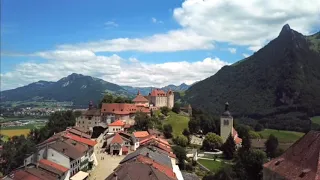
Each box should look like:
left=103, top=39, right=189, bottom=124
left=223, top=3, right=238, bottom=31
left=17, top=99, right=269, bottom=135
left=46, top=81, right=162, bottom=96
left=0, top=129, right=30, bottom=138
left=258, top=129, right=304, bottom=143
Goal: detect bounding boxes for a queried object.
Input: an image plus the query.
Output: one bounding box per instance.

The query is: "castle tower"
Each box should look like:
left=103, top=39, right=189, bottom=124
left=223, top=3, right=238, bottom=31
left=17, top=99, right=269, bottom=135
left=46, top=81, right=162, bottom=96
left=220, top=102, right=233, bottom=143
left=187, top=104, right=192, bottom=117
left=166, top=89, right=174, bottom=109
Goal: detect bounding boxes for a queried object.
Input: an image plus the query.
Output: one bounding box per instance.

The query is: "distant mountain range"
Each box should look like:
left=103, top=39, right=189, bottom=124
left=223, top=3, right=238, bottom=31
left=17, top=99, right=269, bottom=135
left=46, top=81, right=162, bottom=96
left=0, top=73, right=190, bottom=107
left=184, top=24, right=320, bottom=132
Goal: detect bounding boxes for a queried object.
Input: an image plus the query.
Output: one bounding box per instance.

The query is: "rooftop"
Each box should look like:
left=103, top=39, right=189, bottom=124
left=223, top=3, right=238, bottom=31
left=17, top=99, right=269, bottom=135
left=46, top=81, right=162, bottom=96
left=110, top=133, right=124, bottom=144
left=263, top=131, right=320, bottom=180
left=38, top=159, right=69, bottom=176
left=108, top=120, right=125, bottom=127
left=101, top=103, right=137, bottom=115
left=49, top=140, right=84, bottom=160
left=106, top=162, right=176, bottom=180
left=63, top=132, right=97, bottom=147
left=133, top=131, right=150, bottom=138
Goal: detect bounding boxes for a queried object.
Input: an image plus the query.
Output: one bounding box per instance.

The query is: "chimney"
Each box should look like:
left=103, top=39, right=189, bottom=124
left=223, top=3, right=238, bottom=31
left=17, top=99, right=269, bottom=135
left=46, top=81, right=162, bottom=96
left=146, top=152, right=150, bottom=158
left=113, top=172, right=118, bottom=180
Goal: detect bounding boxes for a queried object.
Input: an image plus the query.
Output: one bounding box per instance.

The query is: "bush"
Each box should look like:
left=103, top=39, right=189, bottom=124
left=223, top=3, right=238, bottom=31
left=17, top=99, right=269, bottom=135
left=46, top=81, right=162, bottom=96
left=163, top=124, right=173, bottom=138
left=173, top=135, right=188, bottom=147
left=254, top=123, right=264, bottom=131
left=160, top=107, right=170, bottom=116
left=172, top=103, right=181, bottom=114
left=248, top=130, right=260, bottom=139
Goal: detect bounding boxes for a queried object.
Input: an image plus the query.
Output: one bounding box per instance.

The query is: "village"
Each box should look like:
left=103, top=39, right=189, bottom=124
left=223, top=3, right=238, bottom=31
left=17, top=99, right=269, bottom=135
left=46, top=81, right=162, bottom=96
left=1, top=88, right=320, bottom=180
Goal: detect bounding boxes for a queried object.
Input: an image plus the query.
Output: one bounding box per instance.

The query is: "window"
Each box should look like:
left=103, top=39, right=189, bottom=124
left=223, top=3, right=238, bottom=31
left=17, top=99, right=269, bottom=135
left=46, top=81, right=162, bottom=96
left=113, top=128, right=115, bottom=131
left=88, top=117, right=92, bottom=120
left=223, top=120, right=229, bottom=125
left=82, top=121, right=84, bottom=124
left=52, top=153, right=54, bottom=156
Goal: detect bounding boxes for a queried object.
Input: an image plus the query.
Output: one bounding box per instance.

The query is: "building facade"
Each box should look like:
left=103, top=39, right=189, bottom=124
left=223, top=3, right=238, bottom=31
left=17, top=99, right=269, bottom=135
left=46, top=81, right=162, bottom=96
left=147, top=89, right=174, bottom=108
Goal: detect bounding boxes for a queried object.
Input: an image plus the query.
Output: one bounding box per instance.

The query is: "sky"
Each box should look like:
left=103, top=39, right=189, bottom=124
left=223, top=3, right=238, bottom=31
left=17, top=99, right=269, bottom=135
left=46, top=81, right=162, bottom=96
left=1, top=0, right=320, bottom=90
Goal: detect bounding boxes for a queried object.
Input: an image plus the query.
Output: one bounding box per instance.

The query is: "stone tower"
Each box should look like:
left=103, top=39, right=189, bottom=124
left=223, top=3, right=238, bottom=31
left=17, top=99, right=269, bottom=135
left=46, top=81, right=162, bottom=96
left=220, top=102, right=233, bottom=143
left=167, top=89, right=174, bottom=109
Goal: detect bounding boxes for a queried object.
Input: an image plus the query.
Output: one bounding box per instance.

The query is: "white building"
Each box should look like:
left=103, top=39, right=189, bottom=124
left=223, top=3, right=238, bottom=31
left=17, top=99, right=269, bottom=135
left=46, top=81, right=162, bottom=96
left=108, top=120, right=125, bottom=133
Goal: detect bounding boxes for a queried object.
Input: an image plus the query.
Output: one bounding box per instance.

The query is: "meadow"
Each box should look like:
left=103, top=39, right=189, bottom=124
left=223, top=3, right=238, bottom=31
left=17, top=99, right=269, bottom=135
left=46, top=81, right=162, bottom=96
left=258, top=129, right=304, bottom=143
left=311, top=116, right=320, bottom=125
left=0, top=129, right=30, bottom=138
left=164, top=111, right=190, bottom=137
left=197, top=159, right=224, bottom=173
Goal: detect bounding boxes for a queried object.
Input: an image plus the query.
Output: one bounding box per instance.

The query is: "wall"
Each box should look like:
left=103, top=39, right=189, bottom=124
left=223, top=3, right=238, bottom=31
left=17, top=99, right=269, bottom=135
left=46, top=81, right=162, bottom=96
left=76, top=115, right=102, bottom=132
left=220, top=116, right=233, bottom=143
left=108, top=125, right=124, bottom=133
left=167, top=94, right=174, bottom=109
left=47, top=148, right=70, bottom=169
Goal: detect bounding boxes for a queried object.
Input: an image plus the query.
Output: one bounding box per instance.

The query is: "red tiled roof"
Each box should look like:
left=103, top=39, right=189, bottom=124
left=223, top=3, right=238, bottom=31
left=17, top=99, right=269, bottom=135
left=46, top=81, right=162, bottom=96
left=150, top=89, right=167, bottom=96
left=133, top=94, right=149, bottom=102
left=109, top=120, right=125, bottom=127
left=9, top=170, right=41, bottom=180
left=263, top=131, right=320, bottom=180
left=232, top=127, right=242, bottom=144
left=39, top=159, right=69, bottom=173
left=101, top=103, right=137, bottom=115
left=140, top=135, right=170, bottom=146
left=63, top=133, right=97, bottom=147
left=133, top=131, right=149, bottom=138
left=136, top=106, right=151, bottom=114
left=111, top=133, right=123, bottom=144
left=122, top=146, right=129, bottom=152
left=137, top=155, right=176, bottom=179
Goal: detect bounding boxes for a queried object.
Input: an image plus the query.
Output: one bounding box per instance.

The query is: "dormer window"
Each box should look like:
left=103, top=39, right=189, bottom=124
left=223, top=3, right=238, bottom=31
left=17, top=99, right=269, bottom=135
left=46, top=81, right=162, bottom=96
left=299, top=169, right=311, bottom=178
left=113, top=109, right=115, bottom=111
left=275, top=158, right=285, bottom=166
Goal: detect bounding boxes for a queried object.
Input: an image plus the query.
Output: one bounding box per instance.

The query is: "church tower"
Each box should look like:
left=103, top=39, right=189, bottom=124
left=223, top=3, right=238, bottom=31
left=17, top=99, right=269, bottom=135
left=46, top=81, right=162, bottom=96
left=220, top=102, right=233, bottom=143
left=166, top=89, right=174, bottom=109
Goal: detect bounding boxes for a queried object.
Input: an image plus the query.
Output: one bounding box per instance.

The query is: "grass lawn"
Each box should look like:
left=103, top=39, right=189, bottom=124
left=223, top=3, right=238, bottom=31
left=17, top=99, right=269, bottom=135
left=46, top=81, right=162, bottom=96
left=259, top=129, right=304, bottom=143
left=0, top=129, right=30, bottom=137
left=164, top=111, right=190, bottom=137
left=198, top=159, right=224, bottom=173
left=311, top=116, right=320, bottom=125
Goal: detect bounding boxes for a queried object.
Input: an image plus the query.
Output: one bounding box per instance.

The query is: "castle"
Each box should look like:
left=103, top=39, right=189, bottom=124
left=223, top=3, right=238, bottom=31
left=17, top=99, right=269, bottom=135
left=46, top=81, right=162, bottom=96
left=133, top=89, right=174, bottom=109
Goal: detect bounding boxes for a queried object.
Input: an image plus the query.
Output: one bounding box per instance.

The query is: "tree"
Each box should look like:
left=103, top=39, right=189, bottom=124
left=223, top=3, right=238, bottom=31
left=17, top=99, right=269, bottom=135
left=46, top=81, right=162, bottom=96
left=240, top=135, right=251, bottom=152
left=74, top=110, right=82, bottom=118
left=222, top=134, right=236, bottom=160
left=265, top=134, right=279, bottom=158
left=234, top=149, right=267, bottom=180
left=172, top=103, right=181, bottom=114
left=99, top=93, right=114, bottom=107
left=173, top=135, right=188, bottom=147
left=248, top=130, right=260, bottom=139
left=254, top=123, right=264, bottom=131
left=235, top=124, right=250, bottom=138
left=188, top=117, right=200, bottom=134
left=160, top=107, right=170, bottom=116
left=163, top=124, right=173, bottom=138
left=204, top=166, right=234, bottom=180
left=0, top=135, right=36, bottom=175
left=46, top=110, right=76, bottom=137
left=202, top=133, right=223, bottom=151
left=172, top=146, right=187, bottom=170
left=182, top=128, right=190, bottom=137
left=134, top=112, right=152, bottom=131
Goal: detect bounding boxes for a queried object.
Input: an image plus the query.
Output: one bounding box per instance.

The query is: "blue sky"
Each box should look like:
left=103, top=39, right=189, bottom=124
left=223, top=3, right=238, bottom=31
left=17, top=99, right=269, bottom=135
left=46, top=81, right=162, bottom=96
left=1, top=0, right=319, bottom=90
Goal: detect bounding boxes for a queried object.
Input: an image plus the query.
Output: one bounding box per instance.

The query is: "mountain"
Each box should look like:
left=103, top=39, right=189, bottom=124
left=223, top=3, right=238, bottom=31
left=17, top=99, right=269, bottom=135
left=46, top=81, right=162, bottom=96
left=0, top=73, right=131, bottom=107
left=184, top=24, right=320, bottom=132
left=122, top=83, right=190, bottom=96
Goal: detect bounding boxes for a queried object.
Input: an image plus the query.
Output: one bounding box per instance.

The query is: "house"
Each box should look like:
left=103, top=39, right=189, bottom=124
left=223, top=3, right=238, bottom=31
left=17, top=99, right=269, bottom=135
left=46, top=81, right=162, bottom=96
left=101, top=103, right=138, bottom=123
left=133, top=90, right=149, bottom=107
left=75, top=101, right=105, bottom=132
left=3, top=167, right=59, bottom=180
left=24, top=131, right=97, bottom=178
left=105, top=132, right=139, bottom=153
left=133, top=131, right=149, bottom=140
left=263, top=131, right=320, bottom=180
left=107, top=120, right=125, bottom=133
left=106, top=161, right=177, bottom=180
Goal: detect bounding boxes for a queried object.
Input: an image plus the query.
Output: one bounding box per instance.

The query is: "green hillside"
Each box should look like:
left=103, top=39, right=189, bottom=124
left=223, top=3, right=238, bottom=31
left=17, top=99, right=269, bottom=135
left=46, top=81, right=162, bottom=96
left=184, top=25, right=320, bottom=132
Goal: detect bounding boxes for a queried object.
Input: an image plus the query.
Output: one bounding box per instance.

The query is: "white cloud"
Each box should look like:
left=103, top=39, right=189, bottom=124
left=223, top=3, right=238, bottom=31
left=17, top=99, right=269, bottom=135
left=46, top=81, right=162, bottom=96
left=151, top=17, right=163, bottom=24
left=228, top=48, right=237, bottom=54
left=242, top=53, right=250, bottom=58
left=0, top=50, right=230, bottom=90
left=58, top=29, right=213, bottom=52
left=104, top=21, right=118, bottom=28
left=57, top=0, right=320, bottom=52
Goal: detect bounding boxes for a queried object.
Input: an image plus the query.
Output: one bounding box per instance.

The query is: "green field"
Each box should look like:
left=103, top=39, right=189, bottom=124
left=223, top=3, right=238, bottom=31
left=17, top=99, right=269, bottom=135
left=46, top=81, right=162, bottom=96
left=311, top=116, right=320, bottom=125
left=164, top=111, right=190, bottom=137
left=259, top=129, right=304, bottom=143
left=198, top=159, right=224, bottom=173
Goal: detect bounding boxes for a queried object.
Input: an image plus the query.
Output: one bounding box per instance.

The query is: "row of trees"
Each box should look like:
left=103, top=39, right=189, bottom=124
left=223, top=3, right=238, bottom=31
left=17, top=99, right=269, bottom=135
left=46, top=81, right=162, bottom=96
left=99, top=93, right=133, bottom=108
left=0, top=110, right=77, bottom=175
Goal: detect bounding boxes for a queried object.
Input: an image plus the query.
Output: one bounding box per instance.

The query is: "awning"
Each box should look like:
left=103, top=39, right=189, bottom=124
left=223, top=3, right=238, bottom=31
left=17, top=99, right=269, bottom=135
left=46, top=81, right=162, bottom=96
left=70, top=171, right=89, bottom=180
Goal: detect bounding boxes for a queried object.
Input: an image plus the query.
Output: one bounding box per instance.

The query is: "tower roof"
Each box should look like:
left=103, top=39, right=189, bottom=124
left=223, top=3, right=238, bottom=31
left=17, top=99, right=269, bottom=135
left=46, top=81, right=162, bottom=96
left=222, top=102, right=232, bottom=117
